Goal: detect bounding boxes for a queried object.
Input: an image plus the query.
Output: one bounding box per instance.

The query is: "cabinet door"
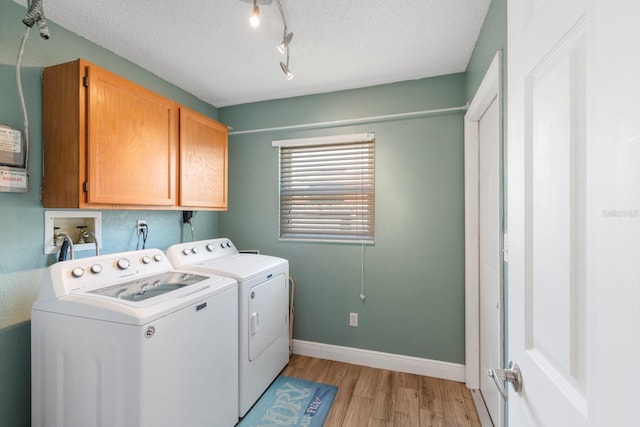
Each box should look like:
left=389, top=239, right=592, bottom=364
left=179, top=107, right=228, bottom=209
left=85, top=65, right=178, bottom=206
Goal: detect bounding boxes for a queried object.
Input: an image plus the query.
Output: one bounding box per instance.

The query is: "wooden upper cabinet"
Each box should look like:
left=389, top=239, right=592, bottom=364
left=42, top=59, right=178, bottom=209
left=85, top=64, right=177, bottom=206
left=179, top=107, right=228, bottom=209
left=42, top=59, right=228, bottom=210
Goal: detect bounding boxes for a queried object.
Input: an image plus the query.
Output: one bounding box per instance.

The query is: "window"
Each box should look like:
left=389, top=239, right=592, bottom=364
left=273, top=133, right=375, bottom=243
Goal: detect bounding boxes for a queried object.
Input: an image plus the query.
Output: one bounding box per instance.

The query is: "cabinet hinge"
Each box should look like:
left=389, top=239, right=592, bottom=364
left=83, top=182, right=88, bottom=192
left=82, top=76, right=89, bottom=88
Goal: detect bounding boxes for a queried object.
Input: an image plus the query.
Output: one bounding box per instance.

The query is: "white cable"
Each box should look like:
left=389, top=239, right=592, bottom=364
left=189, top=221, right=196, bottom=242
left=288, top=276, right=295, bottom=355
left=359, top=141, right=366, bottom=301
left=16, top=26, right=31, bottom=172
left=360, top=241, right=366, bottom=301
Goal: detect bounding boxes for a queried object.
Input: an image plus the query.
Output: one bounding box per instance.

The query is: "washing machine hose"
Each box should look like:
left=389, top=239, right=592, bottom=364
left=288, top=276, right=295, bottom=355
left=58, top=239, right=69, bottom=262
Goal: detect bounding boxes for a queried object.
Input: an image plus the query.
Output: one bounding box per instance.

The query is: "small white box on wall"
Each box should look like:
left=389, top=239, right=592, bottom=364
left=44, top=211, right=102, bottom=255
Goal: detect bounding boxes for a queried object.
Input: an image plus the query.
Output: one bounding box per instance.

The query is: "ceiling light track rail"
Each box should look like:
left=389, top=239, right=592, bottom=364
left=228, top=104, right=468, bottom=136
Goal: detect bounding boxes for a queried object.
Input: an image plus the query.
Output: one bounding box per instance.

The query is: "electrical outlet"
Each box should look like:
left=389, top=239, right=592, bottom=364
left=136, top=219, right=147, bottom=235
left=349, top=312, right=358, bottom=327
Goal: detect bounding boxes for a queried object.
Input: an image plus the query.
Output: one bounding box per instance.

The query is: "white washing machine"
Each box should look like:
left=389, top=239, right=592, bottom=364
left=166, top=238, right=289, bottom=416
left=31, top=248, right=239, bottom=427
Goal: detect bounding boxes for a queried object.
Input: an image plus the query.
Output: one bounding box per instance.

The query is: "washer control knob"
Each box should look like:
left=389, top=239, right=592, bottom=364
left=227, top=242, right=232, bottom=248
left=206, top=244, right=214, bottom=252
left=220, top=243, right=226, bottom=249
left=182, top=248, right=190, bottom=256
left=90, top=264, right=103, bottom=274
left=71, top=267, right=85, bottom=278
left=141, top=256, right=151, bottom=264
left=191, top=247, right=199, bottom=254
left=153, top=254, right=163, bottom=262
left=117, top=258, right=131, bottom=270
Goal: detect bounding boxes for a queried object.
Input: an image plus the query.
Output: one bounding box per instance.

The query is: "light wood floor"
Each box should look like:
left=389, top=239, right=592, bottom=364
left=281, top=354, right=482, bottom=427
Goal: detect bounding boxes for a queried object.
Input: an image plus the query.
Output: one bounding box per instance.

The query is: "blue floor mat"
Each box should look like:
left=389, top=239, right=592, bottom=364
left=238, top=375, right=338, bottom=427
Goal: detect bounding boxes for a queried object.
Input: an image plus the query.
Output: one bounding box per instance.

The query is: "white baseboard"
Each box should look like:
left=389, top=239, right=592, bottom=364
left=292, top=339, right=466, bottom=383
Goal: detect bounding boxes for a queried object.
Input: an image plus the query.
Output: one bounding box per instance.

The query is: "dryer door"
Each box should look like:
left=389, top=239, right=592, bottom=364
left=248, top=273, right=288, bottom=361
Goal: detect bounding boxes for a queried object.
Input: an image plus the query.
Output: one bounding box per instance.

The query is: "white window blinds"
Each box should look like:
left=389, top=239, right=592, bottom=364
left=273, top=133, right=375, bottom=243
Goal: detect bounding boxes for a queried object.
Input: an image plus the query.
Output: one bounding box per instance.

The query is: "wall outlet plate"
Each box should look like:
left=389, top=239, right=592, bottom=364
left=349, top=312, right=358, bottom=327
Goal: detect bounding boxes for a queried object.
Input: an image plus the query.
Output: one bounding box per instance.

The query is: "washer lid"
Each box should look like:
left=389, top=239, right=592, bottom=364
left=191, top=254, right=287, bottom=281
left=33, top=272, right=237, bottom=325
left=88, top=271, right=209, bottom=302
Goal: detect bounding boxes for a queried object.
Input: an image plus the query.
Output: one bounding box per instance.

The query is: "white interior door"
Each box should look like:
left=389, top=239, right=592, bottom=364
left=586, top=0, right=640, bottom=425
left=507, top=0, right=589, bottom=424
left=507, top=0, right=640, bottom=425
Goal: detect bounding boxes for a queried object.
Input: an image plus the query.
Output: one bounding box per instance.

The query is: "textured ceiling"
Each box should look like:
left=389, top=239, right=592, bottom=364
left=12, top=0, right=491, bottom=107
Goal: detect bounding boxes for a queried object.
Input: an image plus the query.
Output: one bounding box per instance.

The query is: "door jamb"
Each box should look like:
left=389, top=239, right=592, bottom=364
left=464, top=50, right=503, bottom=390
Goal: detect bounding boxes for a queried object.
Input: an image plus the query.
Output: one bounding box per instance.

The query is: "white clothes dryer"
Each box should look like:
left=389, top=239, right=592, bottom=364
left=31, top=249, right=239, bottom=427
left=166, top=238, right=290, bottom=416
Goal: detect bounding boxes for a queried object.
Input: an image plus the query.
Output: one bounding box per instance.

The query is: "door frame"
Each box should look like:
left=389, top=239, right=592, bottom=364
left=464, top=50, right=503, bottom=391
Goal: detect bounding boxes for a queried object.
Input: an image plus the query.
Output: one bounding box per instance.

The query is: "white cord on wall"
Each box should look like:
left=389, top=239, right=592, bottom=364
left=360, top=241, right=366, bottom=301
left=189, top=222, right=196, bottom=241
left=16, top=26, right=31, bottom=172
left=16, top=0, right=51, bottom=175
left=359, top=138, right=367, bottom=302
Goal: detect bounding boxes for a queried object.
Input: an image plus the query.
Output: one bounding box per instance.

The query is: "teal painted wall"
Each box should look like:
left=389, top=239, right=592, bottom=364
left=218, top=74, right=467, bottom=363
left=465, top=0, right=507, bottom=102
left=464, top=0, right=508, bottom=224
left=465, top=0, right=507, bottom=218
left=0, top=3, right=220, bottom=425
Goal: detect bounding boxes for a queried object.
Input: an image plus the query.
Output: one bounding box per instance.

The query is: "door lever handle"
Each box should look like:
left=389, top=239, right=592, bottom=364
left=487, top=361, right=522, bottom=401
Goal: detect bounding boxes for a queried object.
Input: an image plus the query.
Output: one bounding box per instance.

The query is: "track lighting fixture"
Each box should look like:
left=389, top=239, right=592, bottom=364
left=249, top=0, right=260, bottom=27
left=280, top=56, right=294, bottom=80
left=277, top=31, right=293, bottom=54
left=275, top=0, right=294, bottom=79
left=280, top=63, right=294, bottom=80
left=242, top=0, right=294, bottom=79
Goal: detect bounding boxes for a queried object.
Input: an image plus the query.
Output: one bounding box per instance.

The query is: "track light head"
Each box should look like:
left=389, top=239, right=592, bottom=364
left=250, top=1, right=260, bottom=27
left=277, top=32, right=293, bottom=54
left=280, top=61, right=294, bottom=80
